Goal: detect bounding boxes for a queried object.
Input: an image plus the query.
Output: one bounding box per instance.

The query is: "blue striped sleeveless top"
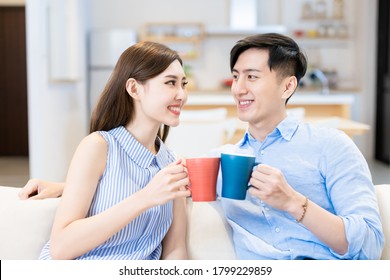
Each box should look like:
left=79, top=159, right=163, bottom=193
left=39, top=126, right=175, bottom=260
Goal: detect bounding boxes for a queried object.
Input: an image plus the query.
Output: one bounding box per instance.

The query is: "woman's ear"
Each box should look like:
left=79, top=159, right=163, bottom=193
left=281, top=76, right=297, bottom=100
left=126, top=78, right=142, bottom=100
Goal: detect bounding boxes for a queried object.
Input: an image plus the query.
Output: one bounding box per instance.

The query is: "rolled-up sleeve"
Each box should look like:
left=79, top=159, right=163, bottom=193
left=323, top=132, right=384, bottom=259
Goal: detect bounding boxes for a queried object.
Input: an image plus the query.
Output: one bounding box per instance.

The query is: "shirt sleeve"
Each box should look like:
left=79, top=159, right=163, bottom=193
left=322, top=130, right=384, bottom=259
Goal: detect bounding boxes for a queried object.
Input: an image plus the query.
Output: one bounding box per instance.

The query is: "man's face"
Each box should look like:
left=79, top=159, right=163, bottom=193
left=231, top=48, right=291, bottom=129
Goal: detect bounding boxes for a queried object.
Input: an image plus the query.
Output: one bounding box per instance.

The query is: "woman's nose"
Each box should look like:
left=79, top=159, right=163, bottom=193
left=176, top=87, right=188, bottom=103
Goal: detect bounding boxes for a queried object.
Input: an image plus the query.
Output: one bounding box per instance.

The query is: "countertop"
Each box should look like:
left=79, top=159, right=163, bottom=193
left=187, top=91, right=356, bottom=106
left=236, top=117, right=370, bottom=137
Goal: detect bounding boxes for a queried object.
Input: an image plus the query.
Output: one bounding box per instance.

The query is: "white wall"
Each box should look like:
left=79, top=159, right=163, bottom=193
left=88, top=0, right=229, bottom=30
left=355, top=0, right=378, bottom=160
left=87, top=0, right=233, bottom=90
left=26, top=0, right=89, bottom=180
left=86, top=0, right=378, bottom=158
left=22, top=0, right=378, bottom=181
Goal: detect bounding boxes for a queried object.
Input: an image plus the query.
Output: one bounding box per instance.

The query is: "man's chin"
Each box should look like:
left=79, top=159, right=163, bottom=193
left=237, top=113, right=250, bottom=123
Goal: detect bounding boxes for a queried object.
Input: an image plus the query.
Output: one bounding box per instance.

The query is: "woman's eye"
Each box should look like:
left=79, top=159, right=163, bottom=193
left=182, top=81, right=188, bottom=88
left=166, top=80, right=176, bottom=86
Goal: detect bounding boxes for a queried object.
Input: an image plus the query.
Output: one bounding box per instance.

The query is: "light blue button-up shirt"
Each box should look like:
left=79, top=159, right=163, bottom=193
left=214, top=116, right=384, bottom=259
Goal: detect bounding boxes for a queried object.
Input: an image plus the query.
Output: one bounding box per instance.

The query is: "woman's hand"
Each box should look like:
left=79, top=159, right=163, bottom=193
left=142, top=159, right=191, bottom=207
left=18, top=178, right=64, bottom=200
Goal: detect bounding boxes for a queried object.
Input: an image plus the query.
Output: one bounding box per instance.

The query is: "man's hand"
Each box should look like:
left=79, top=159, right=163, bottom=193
left=18, top=178, right=64, bottom=200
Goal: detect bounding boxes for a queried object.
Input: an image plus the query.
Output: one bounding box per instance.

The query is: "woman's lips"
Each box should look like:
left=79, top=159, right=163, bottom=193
left=168, top=105, right=181, bottom=115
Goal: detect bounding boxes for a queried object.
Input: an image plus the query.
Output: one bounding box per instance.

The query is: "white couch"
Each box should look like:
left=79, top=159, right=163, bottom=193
left=0, top=185, right=389, bottom=260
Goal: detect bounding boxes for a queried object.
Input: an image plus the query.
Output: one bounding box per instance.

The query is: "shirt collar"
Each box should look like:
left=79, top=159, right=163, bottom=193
left=110, top=126, right=172, bottom=169
left=278, top=115, right=301, bottom=141
left=239, top=115, right=300, bottom=146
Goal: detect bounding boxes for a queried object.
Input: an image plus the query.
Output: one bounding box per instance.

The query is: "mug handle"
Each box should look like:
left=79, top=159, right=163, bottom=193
left=248, top=162, right=261, bottom=189
left=185, top=185, right=192, bottom=197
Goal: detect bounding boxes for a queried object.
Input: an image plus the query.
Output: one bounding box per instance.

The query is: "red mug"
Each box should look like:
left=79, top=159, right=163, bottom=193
left=186, top=157, right=220, bottom=202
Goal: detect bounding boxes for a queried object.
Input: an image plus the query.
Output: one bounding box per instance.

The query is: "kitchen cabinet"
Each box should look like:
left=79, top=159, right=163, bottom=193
left=287, top=91, right=355, bottom=118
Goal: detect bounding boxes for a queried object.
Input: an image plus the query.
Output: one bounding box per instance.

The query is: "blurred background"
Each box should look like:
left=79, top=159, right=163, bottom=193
left=0, top=0, right=389, bottom=186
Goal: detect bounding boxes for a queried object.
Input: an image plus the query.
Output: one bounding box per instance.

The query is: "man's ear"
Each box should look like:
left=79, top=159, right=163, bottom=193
left=281, top=76, right=297, bottom=100
left=126, top=78, right=142, bottom=100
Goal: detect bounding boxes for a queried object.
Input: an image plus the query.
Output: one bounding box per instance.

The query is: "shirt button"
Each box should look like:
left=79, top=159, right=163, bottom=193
left=275, top=227, right=280, bottom=233
left=265, top=207, right=270, bottom=211
left=260, top=150, right=265, bottom=155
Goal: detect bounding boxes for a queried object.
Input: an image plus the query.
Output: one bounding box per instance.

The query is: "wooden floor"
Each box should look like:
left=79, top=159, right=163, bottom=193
left=0, top=157, right=30, bottom=187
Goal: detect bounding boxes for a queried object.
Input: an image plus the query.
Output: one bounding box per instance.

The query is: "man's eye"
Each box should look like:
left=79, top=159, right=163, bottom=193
left=232, top=74, right=238, bottom=80
left=182, top=81, right=188, bottom=88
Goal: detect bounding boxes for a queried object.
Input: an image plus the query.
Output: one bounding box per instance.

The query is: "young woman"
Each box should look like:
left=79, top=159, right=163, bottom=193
left=36, top=41, right=191, bottom=260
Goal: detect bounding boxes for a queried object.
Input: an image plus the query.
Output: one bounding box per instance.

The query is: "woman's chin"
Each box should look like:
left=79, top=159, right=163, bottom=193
left=166, top=120, right=180, bottom=127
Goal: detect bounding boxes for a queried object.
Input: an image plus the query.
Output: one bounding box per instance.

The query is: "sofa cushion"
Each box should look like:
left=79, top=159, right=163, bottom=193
left=0, top=186, right=60, bottom=260
left=1, top=185, right=388, bottom=260
left=186, top=198, right=236, bottom=259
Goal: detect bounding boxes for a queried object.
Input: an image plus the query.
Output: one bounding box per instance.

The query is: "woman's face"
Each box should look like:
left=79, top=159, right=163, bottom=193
left=137, top=59, right=188, bottom=128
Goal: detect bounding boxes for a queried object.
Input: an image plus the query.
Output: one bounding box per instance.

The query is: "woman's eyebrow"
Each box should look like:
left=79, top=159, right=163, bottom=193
left=164, top=74, right=187, bottom=81
left=164, top=74, right=178, bottom=79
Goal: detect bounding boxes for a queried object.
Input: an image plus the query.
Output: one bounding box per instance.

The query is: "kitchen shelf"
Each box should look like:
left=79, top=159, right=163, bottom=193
left=300, top=16, right=346, bottom=22
left=140, top=22, right=204, bottom=60
left=204, top=26, right=349, bottom=48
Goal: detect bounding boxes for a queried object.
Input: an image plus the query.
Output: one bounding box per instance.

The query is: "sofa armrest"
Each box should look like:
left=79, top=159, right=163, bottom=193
left=375, top=184, right=390, bottom=260
left=0, top=186, right=60, bottom=260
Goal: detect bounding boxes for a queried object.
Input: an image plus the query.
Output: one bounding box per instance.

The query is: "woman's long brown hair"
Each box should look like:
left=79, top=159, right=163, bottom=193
left=89, top=41, right=183, bottom=142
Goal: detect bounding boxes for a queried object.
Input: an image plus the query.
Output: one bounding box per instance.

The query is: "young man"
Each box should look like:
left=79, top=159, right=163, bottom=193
left=214, top=33, right=383, bottom=259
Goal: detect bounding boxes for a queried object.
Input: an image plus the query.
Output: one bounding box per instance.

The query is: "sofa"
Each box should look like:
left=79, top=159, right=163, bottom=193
left=0, top=184, right=389, bottom=260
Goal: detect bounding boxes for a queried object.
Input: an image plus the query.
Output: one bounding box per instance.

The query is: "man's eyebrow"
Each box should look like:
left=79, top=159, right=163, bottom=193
left=232, top=68, right=261, bottom=73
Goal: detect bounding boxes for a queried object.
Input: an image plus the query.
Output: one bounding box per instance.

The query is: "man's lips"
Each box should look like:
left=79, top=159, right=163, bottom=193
left=237, top=100, right=253, bottom=108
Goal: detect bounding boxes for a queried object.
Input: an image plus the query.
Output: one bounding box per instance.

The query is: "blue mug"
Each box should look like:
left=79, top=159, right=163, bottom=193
left=221, top=153, right=256, bottom=200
